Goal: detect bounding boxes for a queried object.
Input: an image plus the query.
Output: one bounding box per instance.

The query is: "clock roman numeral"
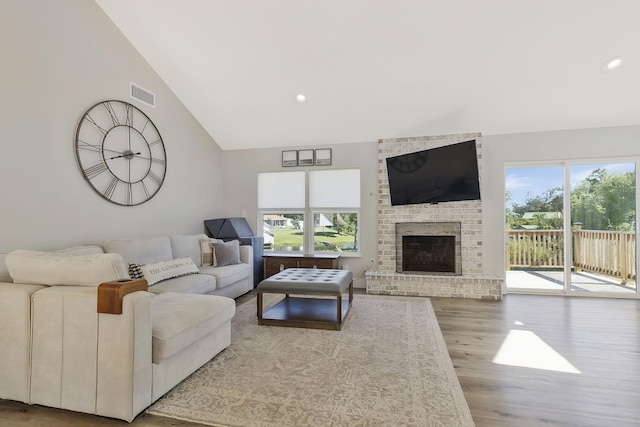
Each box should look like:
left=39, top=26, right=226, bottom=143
left=140, top=180, right=151, bottom=200
left=124, top=103, right=132, bottom=126
left=103, top=102, right=120, bottom=127
left=151, top=158, right=166, bottom=165
left=83, top=162, right=108, bottom=179
left=76, top=140, right=103, bottom=153
left=103, top=176, right=119, bottom=200
left=126, top=183, right=133, bottom=206
left=148, top=170, right=163, bottom=186
left=83, top=114, right=108, bottom=136
left=140, top=119, right=150, bottom=133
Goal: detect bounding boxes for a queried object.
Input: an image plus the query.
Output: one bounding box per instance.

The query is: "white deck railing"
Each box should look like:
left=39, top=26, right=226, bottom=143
left=507, top=229, right=636, bottom=283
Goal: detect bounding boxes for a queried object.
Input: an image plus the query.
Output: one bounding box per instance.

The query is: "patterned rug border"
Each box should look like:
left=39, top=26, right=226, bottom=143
left=147, top=293, right=474, bottom=426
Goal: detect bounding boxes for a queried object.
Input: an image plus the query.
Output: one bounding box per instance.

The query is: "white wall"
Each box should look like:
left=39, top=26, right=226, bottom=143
left=222, top=142, right=379, bottom=287
left=482, top=125, right=640, bottom=277
left=0, top=1, right=224, bottom=260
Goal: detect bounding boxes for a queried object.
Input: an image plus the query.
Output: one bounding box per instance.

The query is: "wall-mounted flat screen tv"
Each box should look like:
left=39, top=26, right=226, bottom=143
left=386, top=139, right=481, bottom=206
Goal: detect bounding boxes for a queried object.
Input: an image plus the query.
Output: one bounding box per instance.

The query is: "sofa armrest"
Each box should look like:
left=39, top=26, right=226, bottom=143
left=0, top=282, right=46, bottom=403
left=98, top=278, right=148, bottom=314
left=30, top=286, right=152, bottom=422
left=239, top=244, right=253, bottom=266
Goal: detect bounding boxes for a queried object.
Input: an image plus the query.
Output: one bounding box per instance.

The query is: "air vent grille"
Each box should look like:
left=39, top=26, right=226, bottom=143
left=130, top=82, right=156, bottom=108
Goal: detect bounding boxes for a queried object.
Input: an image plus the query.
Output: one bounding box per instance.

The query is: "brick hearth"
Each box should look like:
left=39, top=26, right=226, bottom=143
left=365, top=133, right=503, bottom=300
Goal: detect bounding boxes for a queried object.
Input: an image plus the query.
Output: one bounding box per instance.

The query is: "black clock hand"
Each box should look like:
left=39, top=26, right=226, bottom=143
left=109, top=152, right=141, bottom=160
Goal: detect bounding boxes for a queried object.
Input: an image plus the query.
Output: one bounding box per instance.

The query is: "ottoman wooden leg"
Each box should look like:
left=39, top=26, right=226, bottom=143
left=257, top=292, right=263, bottom=321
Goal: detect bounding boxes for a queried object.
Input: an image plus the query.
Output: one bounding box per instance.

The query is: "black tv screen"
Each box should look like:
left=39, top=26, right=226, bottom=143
left=386, top=140, right=481, bottom=206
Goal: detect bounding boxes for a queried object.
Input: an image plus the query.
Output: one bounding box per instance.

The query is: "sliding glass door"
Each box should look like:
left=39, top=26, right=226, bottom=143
left=505, top=161, right=638, bottom=297
left=505, top=165, right=565, bottom=292
left=569, top=163, right=636, bottom=294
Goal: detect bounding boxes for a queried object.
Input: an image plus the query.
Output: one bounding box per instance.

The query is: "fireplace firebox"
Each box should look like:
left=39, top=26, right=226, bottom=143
left=402, top=235, right=456, bottom=273
left=395, top=222, right=462, bottom=276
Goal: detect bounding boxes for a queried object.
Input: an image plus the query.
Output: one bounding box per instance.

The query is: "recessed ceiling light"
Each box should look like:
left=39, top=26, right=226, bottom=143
left=603, top=56, right=624, bottom=71
left=296, top=94, right=306, bottom=103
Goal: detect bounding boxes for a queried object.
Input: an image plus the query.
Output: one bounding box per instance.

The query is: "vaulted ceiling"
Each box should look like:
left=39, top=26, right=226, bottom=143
left=96, top=0, right=640, bottom=151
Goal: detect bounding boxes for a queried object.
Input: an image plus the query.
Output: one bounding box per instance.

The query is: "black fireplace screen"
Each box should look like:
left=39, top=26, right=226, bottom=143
left=401, top=235, right=456, bottom=273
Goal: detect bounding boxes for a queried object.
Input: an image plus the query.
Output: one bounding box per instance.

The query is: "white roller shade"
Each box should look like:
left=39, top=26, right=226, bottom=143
left=309, top=169, right=360, bottom=208
left=258, top=171, right=305, bottom=209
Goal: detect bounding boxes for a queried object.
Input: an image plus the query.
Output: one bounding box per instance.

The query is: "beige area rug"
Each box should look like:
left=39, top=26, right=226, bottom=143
left=147, top=293, right=474, bottom=427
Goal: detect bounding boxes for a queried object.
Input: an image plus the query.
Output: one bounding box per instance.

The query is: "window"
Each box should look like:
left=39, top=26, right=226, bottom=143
left=258, top=169, right=360, bottom=254
left=258, top=171, right=305, bottom=251
left=309, top=169, right=360, bottom=253
left=312, top=212, right=359, bottom=252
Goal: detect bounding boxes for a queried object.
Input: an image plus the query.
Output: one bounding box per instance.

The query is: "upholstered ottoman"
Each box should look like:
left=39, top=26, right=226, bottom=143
left=256, top=268, right=353, bottom=330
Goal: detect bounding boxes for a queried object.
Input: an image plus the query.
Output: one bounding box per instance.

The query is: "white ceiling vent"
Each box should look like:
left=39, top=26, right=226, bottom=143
left=129, top=82, right=156, bottom=108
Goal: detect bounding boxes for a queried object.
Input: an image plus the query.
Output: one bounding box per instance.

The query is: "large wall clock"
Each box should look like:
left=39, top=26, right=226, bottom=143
left=74, top=100, right=167, bottom=206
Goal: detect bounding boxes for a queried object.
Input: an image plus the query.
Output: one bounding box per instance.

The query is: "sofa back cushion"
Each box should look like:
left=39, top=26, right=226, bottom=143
left=169, top=234, right=209, bottom=267
left=52, top=245, right=105, bottom=256
left=103, top=236, right=173, bottom=265
left=5, top=250, right=128, bottom=286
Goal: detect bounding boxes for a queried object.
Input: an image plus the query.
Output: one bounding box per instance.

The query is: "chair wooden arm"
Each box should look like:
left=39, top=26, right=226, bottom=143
left=97, top=279, right=148, bottom=314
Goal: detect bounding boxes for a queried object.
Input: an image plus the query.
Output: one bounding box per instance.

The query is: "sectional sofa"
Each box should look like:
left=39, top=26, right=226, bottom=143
left=0, top=233, right=254, bottom=422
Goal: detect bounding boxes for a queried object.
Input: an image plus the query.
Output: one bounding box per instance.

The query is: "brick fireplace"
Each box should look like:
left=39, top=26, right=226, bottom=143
left=366, top=133, right=503, bottom=300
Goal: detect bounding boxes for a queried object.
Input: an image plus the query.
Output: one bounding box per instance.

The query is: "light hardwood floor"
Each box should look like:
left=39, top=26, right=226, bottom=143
left=1, top=293, right=638, bottom=426
left=431, top=294, right=640, bottom=427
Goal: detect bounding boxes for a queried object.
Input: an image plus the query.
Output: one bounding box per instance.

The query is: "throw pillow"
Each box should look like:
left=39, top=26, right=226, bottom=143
left=208, top=244, right=218, bottom=267
left=128, top=263, right=144, bottom=280
left=140, top=257, right=199, bottom=286
left=210, top=240, right=241, bottom=267
left=199, top=238, right=222, bottom=266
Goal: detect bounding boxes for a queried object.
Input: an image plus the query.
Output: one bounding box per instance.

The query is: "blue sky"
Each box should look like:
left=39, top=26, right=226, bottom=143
left=505, top=163, right=636, bottom=209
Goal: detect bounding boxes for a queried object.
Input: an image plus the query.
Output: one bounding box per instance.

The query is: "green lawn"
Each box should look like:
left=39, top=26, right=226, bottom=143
left=271, top=226, right=357, bottom=252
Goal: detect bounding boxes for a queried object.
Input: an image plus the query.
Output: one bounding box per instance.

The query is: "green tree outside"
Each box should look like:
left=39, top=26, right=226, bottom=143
left=570, top=168, right=635, bottom=231
left=506, top=168, right=635, bottom=231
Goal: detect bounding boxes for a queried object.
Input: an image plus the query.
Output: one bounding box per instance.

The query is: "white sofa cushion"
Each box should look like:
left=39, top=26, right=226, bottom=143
left=169, top=234, right=208, bottom=267
left=104, top=236, right=173, bottom=265
left=146, top=273, right=216, bottom=295
left=199, top=263, right=251, bottom=289
left=53, top=245, right=105, bottom=256
left=5, top=250, right=128, bottom=286
left=150, top=293, right=235, bottom=364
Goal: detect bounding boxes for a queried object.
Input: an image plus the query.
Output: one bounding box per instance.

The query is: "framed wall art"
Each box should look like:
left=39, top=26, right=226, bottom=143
left=315, top=148, right=332, bottom=166
left=282, top=150, right=297, bottom=167
left=297, top=149, right=314, bottom=166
